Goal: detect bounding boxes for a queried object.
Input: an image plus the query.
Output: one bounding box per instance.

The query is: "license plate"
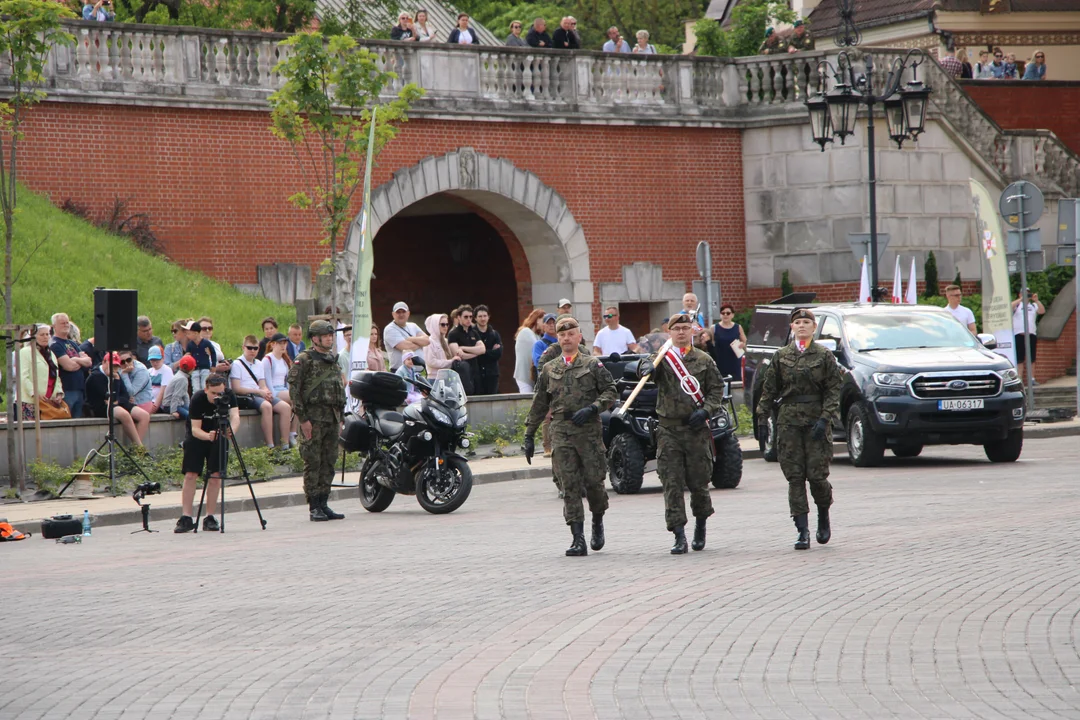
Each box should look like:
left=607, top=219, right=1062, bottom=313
left=938, top=399, right=985, bottom=411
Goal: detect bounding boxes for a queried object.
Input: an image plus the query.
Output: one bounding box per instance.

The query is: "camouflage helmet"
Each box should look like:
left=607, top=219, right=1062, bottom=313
left=308, top=319, right=335, bottom=338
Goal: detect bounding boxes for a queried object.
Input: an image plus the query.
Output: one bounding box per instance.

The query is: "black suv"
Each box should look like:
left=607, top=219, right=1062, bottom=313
left=743, top=303, right=1026, bottom=466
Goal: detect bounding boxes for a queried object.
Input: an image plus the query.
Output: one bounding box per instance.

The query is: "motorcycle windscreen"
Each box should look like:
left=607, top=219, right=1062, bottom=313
left=431, top=369, right=468, bottom=409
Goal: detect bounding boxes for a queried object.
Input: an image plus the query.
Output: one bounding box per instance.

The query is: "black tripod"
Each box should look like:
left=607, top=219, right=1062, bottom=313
left=193, top=424, right=267, bottom=533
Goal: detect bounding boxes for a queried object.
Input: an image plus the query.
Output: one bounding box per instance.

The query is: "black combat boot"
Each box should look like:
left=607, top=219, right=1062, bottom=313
left=321, top=495, right=345, bottom=520
left=590, top=513, right=605, bottom=551
left=691, top=517, right=707, bottom=551
left=793, top=514, right=810, bottom=550
left=309, top=497, right=329, bottom=522
left=816, top=505, right=831, bottom=545
left=671, top=526, right=688, bottom=554
left=566, top=522, right=588, bottom=556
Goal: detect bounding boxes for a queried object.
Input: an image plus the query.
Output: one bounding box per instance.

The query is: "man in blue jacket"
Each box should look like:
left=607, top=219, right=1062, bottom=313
left=532, top=313, right=557, bottom=368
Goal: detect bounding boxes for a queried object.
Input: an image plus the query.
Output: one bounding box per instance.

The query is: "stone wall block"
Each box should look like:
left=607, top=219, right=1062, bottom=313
left=746, top=159, right=764, bottom=189
left=940, top=217, right=973, bottom=247
left=786, top=220, right=832, bottom=253
left=924, top=184, right=952, bottom=215
left=950, top=185, right=974, bottom=215
left=777, top=187, right=822, bottom=220
left=745, top=191, right=775, bottom=223
left=881, top=217, right=910, bottom=248
left=832, top=216, right=866, bottom=250
left=824, top=184, right=864, bottom=216
left=941, top=152, right=973, bottom=182
left=763, top=156, right=786, bottom=188
left=747, top=255, right=774, bottom=288
left=877, top=151, right=908, bottom=181
left=743, top=128, right=771, bottom=156
left=774, top=253, right=821, bottom=285
left=907, top=217, right=940, bottom=248
left=746, top=222, right=785, bottom=253
left=895, top=185, right=923, bottom=214
left=831, top=149, right=864, bottom=183
left=908, top=152, right=942, bottom=182
left=875, top=186, right=895, bottom=214
left=785, top=153, right=824, bottom=187
left=819, top=251, right=860, bottom=283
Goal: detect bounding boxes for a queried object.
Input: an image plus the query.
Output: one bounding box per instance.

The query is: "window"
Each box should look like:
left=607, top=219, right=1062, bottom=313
left=818, top=315, right=842, bottom=340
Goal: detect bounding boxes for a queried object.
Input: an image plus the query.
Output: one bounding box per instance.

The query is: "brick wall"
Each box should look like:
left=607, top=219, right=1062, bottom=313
left=962, top=81, right=1080, bottom=155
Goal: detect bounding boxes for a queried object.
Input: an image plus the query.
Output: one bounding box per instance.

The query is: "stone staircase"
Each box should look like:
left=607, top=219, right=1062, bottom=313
left=1033, top=383, right=1078, bottom=412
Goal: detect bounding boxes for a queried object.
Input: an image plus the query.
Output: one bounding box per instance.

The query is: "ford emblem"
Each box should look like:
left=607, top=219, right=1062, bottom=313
left=948, top=379, right=969, bottom=390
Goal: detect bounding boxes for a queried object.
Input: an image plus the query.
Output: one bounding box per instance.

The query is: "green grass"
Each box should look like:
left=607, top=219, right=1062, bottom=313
left=7, top=186, right=295, bottom=359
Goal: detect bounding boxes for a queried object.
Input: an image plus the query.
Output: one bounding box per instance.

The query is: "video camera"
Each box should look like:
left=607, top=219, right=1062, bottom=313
left=132, top=481, right=161, bottom=504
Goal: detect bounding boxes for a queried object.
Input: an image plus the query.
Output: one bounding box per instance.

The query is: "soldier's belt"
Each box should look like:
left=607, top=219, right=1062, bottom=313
left=782, top=395, right=820, bottom=404
left=658, top=416, right=694, bottom=427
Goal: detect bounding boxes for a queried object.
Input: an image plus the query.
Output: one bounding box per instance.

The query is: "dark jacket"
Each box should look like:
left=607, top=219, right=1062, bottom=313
left=390, top=24, right=414, bottom=40
left=526, top=28, right=552, bottom=48
left=551, top=28, right=579, bottom=49
left=447, top=28, right=480, bottom=44
left=86, top=368, right=132, bottom=418
left=476, top=326, right=503, bottom=374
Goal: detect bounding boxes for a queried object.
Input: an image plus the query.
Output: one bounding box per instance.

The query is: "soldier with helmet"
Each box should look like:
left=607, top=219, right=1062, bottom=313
left=287, top=319, right=347, bottom=522
left=755, top=307, right=842, bottom=549
left=524, top=315, right=618, bottom=556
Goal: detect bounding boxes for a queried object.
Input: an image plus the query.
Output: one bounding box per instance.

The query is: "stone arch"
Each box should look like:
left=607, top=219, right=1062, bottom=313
left=342, top=148, right=594, bottom=335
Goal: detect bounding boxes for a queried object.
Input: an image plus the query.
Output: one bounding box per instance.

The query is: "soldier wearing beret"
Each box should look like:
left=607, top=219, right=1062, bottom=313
left=524, top=315, right=618, bottom=556
left=636, top=312, right=725, bottom=553
left=287, top=320, right=347, bottom=522
left=755, top=308, right=842, bottom=549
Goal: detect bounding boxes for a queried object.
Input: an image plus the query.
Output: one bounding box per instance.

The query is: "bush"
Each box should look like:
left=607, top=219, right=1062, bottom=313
left=28, top=459, right=76, bottom=498
left=1010, top=264, right=1075, bottom=309
left=924, top=251, right=939, bottom=297
left=780, top=270, right=794, bottom=297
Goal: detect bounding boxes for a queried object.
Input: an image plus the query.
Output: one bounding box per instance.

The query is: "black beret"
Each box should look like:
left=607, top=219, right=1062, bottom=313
left=790, top=308, right=816, bottom=322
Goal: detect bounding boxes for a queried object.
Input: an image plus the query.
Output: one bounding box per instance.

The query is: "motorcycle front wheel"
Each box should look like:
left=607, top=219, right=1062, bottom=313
left=416, top=456, right=473, bottom=514
left=360, top=459, right=396, bottom=512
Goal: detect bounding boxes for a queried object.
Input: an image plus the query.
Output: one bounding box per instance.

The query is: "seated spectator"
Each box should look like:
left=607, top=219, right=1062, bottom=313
left=526, top=17, right=551, bottom=48
left=603, top=26, right=630, bottom=52
left=163, top=319, right=188, bottom=371
left=119, top=349, right=155, bottom=415
left=230, top=334, right=290, bottom=449
left=146, top=346, right=173, bottom=413
left=415, top=9, right=437, bottom=42
left=256, top=316, right=279, bottom=360
left=286, top=323, right=306, bottom=361
left=449, top=307, right=461, bottom=329
left=384, top=302, right=430, bottom=371
left=506, top=20, right=527, bottom=46
left=391, top=12, right=418, bottom=41
left=448, top=13, right=480, bottom=44
left=82, top=0, right=114, bottom=21
left=553, top=17, right=580, bottom=49
left=197, top=316, right=231, bottom=373
left=396, top=352, right=425, bottom=405
left=367, top=324, right=386, bottom=372
left=423, top=313, right=457, bottom=374
left=50, top=312, right=92, bottom=418
left=162, top=354, right=195, bottom=420
left=262, top=332, right=296, bottom=447
left=532, top=313, right=558, bottom=368
left=632, top=29, right=657, bottom=54
left=1023, top=50, right=1046, bottom=80
left=135, top=315, right=163, bottom=365
left=86, top=352, right=149, bottom=446
left=183, top=320, right=214, bottom=392
left=18, top=323, right=66, bottom=420
left=592, top=306, right=640, bottom=356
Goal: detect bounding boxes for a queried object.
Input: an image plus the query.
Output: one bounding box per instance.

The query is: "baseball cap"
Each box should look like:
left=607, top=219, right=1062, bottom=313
left=393, top=302, right=409, bottom=313
left=178, top=354, right=197, bottom=372
left=557, top=298, right=572, bottom=307
left=270, top=332, right=288, bottom=343
left=147, top=346, right=163, bottom=360
left=542, top=313, right=557, bottom=324
left=105, top=351, right=122, bottom=366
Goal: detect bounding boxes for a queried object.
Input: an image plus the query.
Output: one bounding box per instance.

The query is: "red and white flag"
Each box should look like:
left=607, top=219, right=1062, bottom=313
left=905, top=257, right=918, bottom=304
left=891, top=256, right=902, bottom=303
left=857, top=256, right=871, bottom=303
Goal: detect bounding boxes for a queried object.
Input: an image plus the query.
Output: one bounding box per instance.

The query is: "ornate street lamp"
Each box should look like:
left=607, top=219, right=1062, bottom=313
left=883, top=92, right=908, bottom=147
left=901, top=78, right=931, bottom=141
left=807, top=92, right=832, bottom=151
left=826, top=81, right=860, bottom=145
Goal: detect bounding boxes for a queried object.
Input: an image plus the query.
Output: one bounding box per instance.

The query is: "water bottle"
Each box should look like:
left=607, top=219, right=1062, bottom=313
left=82, top=509, right=91, bottom=536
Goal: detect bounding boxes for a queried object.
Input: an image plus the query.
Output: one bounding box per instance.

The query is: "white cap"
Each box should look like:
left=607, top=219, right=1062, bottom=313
left=392, top=302, right=409, bottom=313
left=558, top=298, right=572, bottom=307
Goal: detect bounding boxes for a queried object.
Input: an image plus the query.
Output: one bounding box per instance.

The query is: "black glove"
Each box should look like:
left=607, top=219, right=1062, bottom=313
left=688, top=408, right=708, bottom=430
left=755, top=421, right=769, bottom=443
left=523, top=435, right=535, bottom=465
left=810, top=417, right=829, bottom=441
left=571, top=405, right=597, bottom=426
left=637, top=359, right=655, bottom=378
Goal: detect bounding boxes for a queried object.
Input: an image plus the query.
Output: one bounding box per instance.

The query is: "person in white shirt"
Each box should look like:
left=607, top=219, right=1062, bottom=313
left=1011, top=289, right=1046, bottom=385
left=230, top=334, right=291, bottom=448
left=944, top=284, right=977, bottom=333
left=146, top=346, right=174, bottom=413
left=592, top=306, right=641, bottom=356
left=384, top=302, right=430, bottom=370
left=602, top=26, right=630, bottom=52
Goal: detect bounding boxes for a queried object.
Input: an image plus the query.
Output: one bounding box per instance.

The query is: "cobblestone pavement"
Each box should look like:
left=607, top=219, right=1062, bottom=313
left=4, top=437, right=1080, bottom=719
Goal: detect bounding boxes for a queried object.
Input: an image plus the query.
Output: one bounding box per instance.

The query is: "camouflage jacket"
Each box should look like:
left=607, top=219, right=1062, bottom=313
left=287, top=347, right=345, bottom=424
left=526, top=352, right=617, bottom=435
left=651, top=346, right=724, bottom=421
left=787, top=31, right=814, bottom=51
left=756, top=341, right=841, bottom=428
left=537, top=341, right=564, bottom=371
left=759, top=36, right=786, bottom=55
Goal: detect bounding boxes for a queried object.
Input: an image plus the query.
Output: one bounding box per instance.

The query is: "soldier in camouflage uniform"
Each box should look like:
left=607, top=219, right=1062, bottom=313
left=786, top=19, right=814, bottom=52
left=287, top=320, right=347, bottom=522
left=536, top=317, right=588, bottom=498
left=755, top=308, right=841, bottom=549
left=636, top=312, right=724, bottom=554
left=524, top=315, right=618, bottom=556
left=759, top=26, right=785, bottom=55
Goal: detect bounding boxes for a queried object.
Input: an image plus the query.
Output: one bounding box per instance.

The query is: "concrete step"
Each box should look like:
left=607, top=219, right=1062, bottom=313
left=1033, top=384, right=1077, bottom=410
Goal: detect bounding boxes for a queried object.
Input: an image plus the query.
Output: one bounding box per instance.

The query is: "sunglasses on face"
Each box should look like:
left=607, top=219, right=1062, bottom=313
left=603, top=314, right=616, bottom=319
left=121, top=358, right=134, bottom=365
left=1036, top=54, right=1044, bottom=59
left=202, top=326, right=213, bottom=331
left=461, top=315, right=473, bottom=320
left=512, top=24, right=521, bottom=28
left=439, top=322, right=449, bottom=327
left=245, top=345, right=259, bottom=351
left=721, top=311, right=733, bottom=315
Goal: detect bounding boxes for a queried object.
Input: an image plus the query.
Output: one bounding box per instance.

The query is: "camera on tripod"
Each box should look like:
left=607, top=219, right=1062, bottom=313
left=212, top=394, right=232, bottom=422
left=132, top=481, right=161, bottom=504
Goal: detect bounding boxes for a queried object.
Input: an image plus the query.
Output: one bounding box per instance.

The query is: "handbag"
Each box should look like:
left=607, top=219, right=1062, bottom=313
left=39, top=399, right=72, bottom=420
left=234, top=358, right=264, bottom=409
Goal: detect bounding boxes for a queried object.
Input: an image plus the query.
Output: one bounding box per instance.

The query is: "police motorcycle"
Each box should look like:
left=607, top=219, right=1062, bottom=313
left=339, top=358, right=473, bottom=514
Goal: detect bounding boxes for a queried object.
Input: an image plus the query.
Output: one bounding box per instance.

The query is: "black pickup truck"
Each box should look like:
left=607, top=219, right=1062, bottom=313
left=743, top=302, right=1026, bottom=466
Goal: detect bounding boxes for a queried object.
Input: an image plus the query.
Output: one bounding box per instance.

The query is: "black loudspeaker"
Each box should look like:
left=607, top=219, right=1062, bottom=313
left=93, top=288, right=138, bottom=353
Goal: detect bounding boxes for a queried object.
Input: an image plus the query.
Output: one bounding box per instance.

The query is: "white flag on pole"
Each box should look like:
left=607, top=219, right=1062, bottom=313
left=905, top=257, right=918, bottom=304
left=857, top=255, right=871, bottom=303
left=891, top=256, right=902, bottom=303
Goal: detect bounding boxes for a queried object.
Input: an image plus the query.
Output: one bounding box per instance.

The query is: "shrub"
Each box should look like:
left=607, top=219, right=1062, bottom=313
left=924, top=251, right=939, bottom=297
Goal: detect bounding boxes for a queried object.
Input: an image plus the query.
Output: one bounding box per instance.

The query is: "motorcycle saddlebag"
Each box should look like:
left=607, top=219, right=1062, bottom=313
left=339, top=414, right=374, bottom=453
left=349, top=371, right=408, bottom=407
left=41, top=515, right=84, bottom=539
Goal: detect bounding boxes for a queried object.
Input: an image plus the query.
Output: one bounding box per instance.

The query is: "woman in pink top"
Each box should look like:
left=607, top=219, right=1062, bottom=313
left=424, top=313, right=457, bottom=372
left=366, top=324, right=386, bottom=372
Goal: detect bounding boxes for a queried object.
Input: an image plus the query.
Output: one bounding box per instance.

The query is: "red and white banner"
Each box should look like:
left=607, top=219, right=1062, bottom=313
left=662, top=347, right=704, bottom=407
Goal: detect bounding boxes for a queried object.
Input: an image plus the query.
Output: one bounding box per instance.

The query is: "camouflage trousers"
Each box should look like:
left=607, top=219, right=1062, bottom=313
left=656, top=423, right=715, bottom=531
left=777, top=423, right=833, bottom=516
left=543, top=411, right=560, bottom=490
left=550, top=420, right=608, bottom=525
left=300, top=420, right=339, bottom=501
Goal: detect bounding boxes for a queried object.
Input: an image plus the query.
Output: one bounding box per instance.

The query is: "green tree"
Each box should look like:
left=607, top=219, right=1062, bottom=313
left=0, top=0, right=75, bottom=489
left=780, top=269, right=793, bottom=296
left=269, top=33, right=423, bottom=326
left=923, top=251, right=939, bottom=297
left=692, top=0, right=797, bottom=57
left=319, top=0, right=401, bottom=40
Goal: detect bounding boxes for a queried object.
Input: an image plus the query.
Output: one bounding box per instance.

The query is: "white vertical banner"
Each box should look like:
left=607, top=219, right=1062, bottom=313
left=970, top=179, right=1017, bottom=366
left=905, top=257, right=918, bottom=304
left=345, top=108, right=379, bottom=416
left=891, top=256, right=902, bottom=303
left=857, top=256, right=871, bottom=303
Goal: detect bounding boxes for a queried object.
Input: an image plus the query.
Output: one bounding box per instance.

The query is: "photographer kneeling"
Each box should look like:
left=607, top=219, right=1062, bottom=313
left=175, top=373, right=239, bottom=533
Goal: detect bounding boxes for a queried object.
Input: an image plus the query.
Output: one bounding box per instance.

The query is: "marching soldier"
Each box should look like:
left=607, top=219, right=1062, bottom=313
left=636, top=312, right=724, bottom=554
left=287, top=320, right=347, bottom=522
left=524, top=315, right=618, bottom=556
left=537, top=315, right=587, bottom=498
left=755, top=308, right=841, bottom=549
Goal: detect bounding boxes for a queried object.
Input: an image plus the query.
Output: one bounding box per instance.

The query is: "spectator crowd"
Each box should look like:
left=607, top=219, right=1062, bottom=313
left=939, top=43, right=1048, bottom=81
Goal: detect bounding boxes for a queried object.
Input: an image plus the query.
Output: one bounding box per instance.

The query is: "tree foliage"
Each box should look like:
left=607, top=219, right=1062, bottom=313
left=692, top=0, right=797, bottom=57
left=923, top=250, right=939, bottom=297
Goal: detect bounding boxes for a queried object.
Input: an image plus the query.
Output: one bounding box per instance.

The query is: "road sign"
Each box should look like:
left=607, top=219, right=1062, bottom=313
left=1058, top=199, right=1078, bottom=245
left=1006, top=251, right=1045, bottom=273
left=1006, top=228, right=1042, bottom=254
left=999, top=181, right=1044, bottom=230
left=846, top=232, right=890, bottom=283
left=695, top=241, right=712, bottom=279
left=1058, top=246, right=1076, bottom=266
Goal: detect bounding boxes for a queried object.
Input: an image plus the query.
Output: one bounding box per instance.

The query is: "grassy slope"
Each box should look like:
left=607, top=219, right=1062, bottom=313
left=9, top=187, right=295, bottom=359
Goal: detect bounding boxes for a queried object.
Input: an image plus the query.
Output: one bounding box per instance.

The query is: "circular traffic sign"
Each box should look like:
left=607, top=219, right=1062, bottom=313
left=999, top=181, right=1044, bottom=230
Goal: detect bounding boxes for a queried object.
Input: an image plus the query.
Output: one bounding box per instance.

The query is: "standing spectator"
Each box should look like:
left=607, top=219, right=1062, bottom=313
left=1023, top=50, right=1046, bottom=80
left=162, top=354, right=194, bottom=420
left=1003, top=52, right=1018, bottom=78
left=384, top=302, right=430, bottom=371
left=506, top=20, right=527, bottom=46
left=423, top=314, right=457, bottom=373
left=391, top=11, right=418, bottom=40
left=337, top=327, right=352, bottom=385
left=415, top=9, right=437, bottom=42
left=231, top=334, right=291, bottom=449
left=632, top=30, right=657, bottom=54
left=603, top=26, right=630, bottom=52
left=553, top=17, right=580, bottom=49
left=50, top=312, right=92, bottom=418
left=449, top=307, right=461, bottom=329
left=197, top=316, right=231, bottom=373
left=989, top=48, right=1006, bottom=78
left=286, top=323, right=306, bottom=361
left=256, top=316, right=279, bottom=360
left=938, top=45, right=963, bottom=79
left=474, top=305, right=503, bottom=395
left=514, top=309, right=544, bottom=393
left=532, top=313, right=558, bottom=368
left=163, top=319, right=188, bottom=372
left=974, top=49, right=993, bottom=78
left=448, top=13, right=479, bottom=44
left=396, top=352, right=425, bottom=406
left=366, top=324, right=385, bottom=372
left=957, top=48, right=973, bottom=78
left=557, top=298, right=573, bottom=316
left=18, top=324, right=66, bottom=420
left=146, top=346, right=173, bottom=413
left=447, top=305, right=485, bottom=392
left=592, top=306, right=641, bottom=356
left=118, top=349, right=155, bottom=415
left=944, top=285, right=977, bottom=333
left=708, top=304, right=747, bottom=381
left=82, top=0, right=114, bottom=21
left=527, top=17, right=551, bottom=48
left=1012, top=289, right=1046, bottom=384
left=135, top=315, right=163, bottom=365
left=86, top=353, right=149, bottom=445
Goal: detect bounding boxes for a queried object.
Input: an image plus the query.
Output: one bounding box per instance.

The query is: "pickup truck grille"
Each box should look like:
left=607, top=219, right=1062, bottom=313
left=910, top=372, right=1001, bottom=400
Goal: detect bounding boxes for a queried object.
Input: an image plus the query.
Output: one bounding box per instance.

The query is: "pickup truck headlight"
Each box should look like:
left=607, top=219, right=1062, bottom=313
left=872, top=372, right=913, bottom=387
left=1001, top=368, right=1021, bottom=386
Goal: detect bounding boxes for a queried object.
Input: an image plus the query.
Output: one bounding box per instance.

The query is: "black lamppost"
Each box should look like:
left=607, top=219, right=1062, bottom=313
left=805, top=0, right=932, bottom=300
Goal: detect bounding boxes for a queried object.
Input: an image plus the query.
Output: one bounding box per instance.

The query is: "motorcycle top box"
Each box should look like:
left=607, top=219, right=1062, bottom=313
left=350, top=371, right=408, bottom=407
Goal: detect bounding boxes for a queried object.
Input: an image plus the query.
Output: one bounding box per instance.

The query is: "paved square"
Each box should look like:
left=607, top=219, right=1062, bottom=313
left=4, top=437, right=1079, bottom=719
